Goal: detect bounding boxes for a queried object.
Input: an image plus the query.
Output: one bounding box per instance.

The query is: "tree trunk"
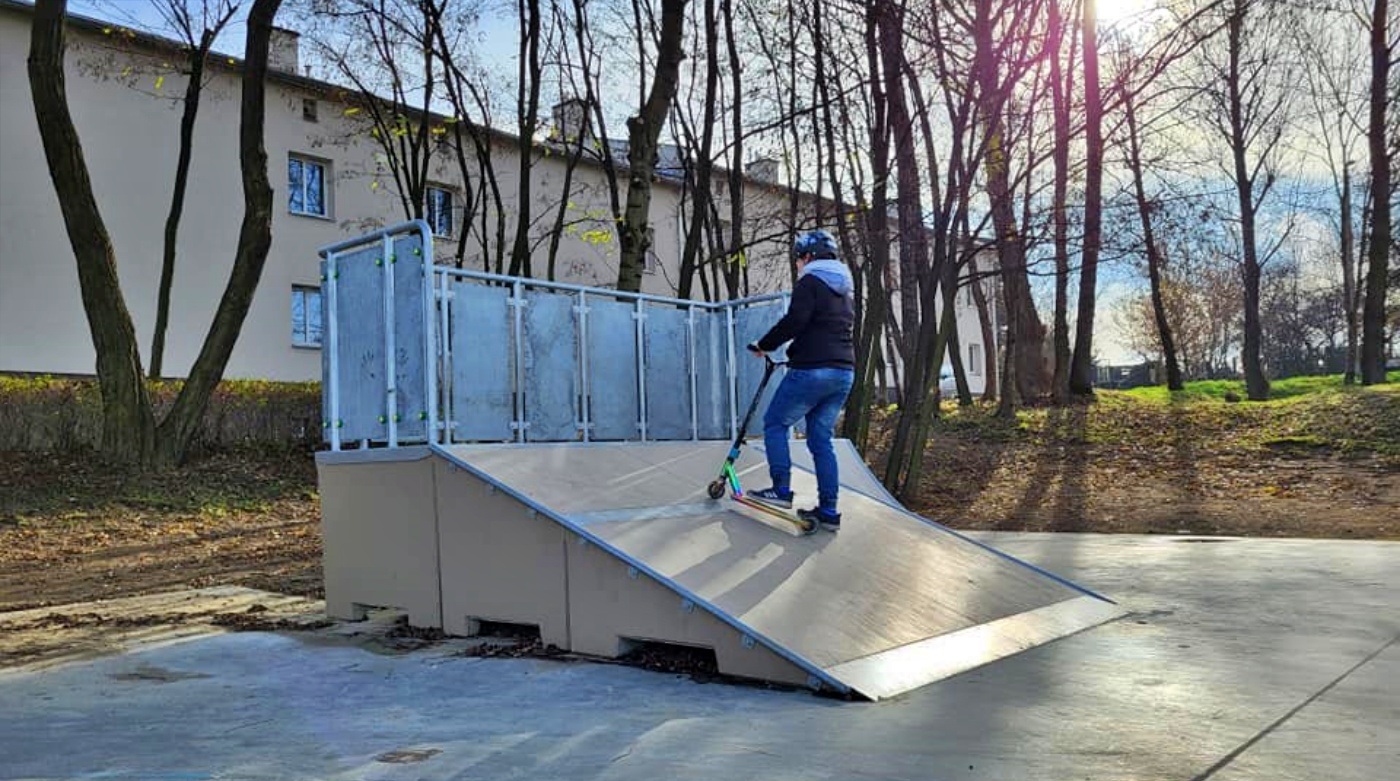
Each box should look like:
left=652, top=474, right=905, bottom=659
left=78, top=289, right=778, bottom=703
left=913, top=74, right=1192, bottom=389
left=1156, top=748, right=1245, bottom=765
left=1125, top=95, right=1183, bottom=390
left=155, top=0, right=284, bottom=464
left=1226, top=6, right=1269, bottom=400
left=617, top=0, right=689, bottom=293
left=1360, top=0, right=1391, bottom=384
left=1069, top=0, right=1103, bottom=398
left=1049, top=0, right=1072, bottom=404
left=508, top=0, right=542, bottom=278
left=1341, top=165, right=1359, bottom=384
left=971, top=271, right=997, bottom=402
left=28, top=0, right=157, bottom=464
left=151, top=28, right=216, bottom=381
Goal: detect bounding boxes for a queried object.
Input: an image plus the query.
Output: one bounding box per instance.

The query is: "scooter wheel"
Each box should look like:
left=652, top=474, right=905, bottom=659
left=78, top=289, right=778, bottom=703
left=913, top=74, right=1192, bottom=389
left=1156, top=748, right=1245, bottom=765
left=801, top=519, right=818, bottom=535
left=707, top=480, right=726, bottom=500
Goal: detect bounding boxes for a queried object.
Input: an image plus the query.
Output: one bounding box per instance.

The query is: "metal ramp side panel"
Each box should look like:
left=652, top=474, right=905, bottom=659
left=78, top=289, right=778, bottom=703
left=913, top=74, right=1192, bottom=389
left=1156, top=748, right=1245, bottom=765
left=433, top=456, right=571, bottom=648
left=316, top=449, right=442, bottom=628
left=826, top=595, right=1126, bottom=701
left=431, top=443, right=846, bottom=696
left=565, top=533, right=815, bottom=689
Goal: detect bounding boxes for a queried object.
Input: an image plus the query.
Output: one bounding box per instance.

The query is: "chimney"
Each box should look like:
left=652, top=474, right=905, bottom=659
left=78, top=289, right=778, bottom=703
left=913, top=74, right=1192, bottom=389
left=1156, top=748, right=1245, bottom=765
left=747, top=157, right=780, bottom=184
left=268, top=27, right=300, bottom=74
left=551, top=98, right=590, bottom=144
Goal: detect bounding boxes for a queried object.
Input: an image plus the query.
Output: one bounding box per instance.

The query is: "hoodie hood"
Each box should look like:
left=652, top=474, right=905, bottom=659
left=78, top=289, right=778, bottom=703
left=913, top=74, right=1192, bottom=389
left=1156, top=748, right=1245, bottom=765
left=800, top=258, right=854, bottom=297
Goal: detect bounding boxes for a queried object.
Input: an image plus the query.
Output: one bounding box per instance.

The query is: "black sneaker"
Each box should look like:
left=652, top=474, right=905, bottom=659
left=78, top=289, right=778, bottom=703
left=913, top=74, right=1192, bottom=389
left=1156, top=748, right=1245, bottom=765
left=747, top=487, right=794, bottom=509
left=798, top=507, right=841, bottom=532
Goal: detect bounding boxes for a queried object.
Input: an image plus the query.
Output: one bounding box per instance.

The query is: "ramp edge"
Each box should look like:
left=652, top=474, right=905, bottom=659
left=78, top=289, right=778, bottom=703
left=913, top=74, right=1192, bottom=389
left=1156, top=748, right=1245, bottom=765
left=826, top=594, right=1127, bottom=700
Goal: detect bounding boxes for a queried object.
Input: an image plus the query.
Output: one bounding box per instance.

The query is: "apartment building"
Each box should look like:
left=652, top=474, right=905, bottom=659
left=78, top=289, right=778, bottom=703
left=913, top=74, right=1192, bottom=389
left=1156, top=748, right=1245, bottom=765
left=0, top=0, right=993, bottom=391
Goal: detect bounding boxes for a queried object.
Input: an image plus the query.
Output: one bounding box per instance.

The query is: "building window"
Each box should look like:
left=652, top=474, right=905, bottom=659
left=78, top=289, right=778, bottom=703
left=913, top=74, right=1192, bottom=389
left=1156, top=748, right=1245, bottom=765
left=302, top=98, right=318, bottom=123
left=426, top=185, right=454, bottom=238
left=292, top=285, right=323, bottom=347
left=968, top=343, right=982, bottom=376
left=644, top=249, right=659, bottom=275
left=288, top=155, right=328, bottom=217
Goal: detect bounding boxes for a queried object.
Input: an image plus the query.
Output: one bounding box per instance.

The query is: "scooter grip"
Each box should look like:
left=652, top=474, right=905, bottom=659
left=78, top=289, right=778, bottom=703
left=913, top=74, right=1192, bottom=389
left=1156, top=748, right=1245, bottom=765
left=746, top=342, right=763, bottom=354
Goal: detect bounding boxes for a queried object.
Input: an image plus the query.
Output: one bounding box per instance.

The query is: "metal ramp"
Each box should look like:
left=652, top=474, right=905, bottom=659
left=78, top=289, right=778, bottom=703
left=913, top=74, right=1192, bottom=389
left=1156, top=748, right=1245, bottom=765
left=430, top=441, right=1123, bottom=700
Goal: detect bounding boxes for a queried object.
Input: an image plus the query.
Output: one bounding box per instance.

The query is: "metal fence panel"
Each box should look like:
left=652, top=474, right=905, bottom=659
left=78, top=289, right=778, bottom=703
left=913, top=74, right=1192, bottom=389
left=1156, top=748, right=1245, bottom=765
left=692, top=308, right=730, bottom=439
left=392, top=234, right=427, bottom=441
left=644, top=303, right=692, bottom=440
left=335, top=243, right=388, bottom=443
left=586, top=297, right=639, bottom=440
left=523, top=289, right=579, bottom=441
left=451, top=282, right=514, bottom=441
left=734, top=301, right=787, bottom=434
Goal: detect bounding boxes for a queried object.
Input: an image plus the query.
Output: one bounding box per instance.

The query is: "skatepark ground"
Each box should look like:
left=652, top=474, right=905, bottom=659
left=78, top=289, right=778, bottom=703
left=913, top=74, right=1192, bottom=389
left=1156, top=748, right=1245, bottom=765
left=2, top=531, right=1396, bottom=781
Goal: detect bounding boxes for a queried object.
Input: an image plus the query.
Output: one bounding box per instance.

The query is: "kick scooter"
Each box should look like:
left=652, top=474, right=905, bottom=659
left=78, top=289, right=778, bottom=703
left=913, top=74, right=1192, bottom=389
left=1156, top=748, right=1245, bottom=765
left=706, top=348, right=817, bottom=535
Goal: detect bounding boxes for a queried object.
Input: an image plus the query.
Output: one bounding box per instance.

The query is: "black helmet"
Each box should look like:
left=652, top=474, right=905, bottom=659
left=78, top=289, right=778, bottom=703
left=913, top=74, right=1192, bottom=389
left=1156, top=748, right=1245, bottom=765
left=793, top=229, right=839, bottom=260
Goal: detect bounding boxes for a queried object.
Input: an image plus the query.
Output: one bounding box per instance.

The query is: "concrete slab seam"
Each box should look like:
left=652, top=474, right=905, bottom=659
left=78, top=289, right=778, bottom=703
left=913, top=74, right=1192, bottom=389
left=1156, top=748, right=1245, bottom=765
left=1188, top=632, right=1400, bottom=781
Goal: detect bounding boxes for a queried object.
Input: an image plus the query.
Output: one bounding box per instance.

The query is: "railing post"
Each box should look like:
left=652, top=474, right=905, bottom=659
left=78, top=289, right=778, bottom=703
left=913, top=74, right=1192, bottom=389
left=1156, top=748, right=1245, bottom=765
left=326, top=251, right=341, bottom=451
left=435, top=267, right=452, bottom=444
left=688, top=305, right=698, bottom=441
left=381, top=235, right=399, bottom=447
left=635, top=299, right=648, bottom=442
left=421, top=228, right=439, bottom=446
left=726, top=302, right=739, bottom=440
left=577, top=290, right=591, bottom=443
left=511, top=280, right=526, bottom=443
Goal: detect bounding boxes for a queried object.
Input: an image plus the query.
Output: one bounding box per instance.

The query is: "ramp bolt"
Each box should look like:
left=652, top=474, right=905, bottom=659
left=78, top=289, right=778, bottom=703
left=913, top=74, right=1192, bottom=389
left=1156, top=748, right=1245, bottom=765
left=419, top=411, right=428, bottom=420
left=413, top=247, right=421, bottom=256
left=627, top=566, right=639, bottom=580
left=378, top=415, right=386, bottom=423
left=806, top=675, right=822, bottom=691
left=741, top=634, right=755, bottom=649
left=392, top=414, right=401, bottom=422
left=390, top=254, right=397, bottom=264
left=680, top=599, right=695, bottom=614
left=375, top=258, right=383, bottom=267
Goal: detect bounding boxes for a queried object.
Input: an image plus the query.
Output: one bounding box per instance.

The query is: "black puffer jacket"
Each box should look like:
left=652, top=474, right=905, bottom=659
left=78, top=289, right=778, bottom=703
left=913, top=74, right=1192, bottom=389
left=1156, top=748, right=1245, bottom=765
left=756, top=273, right=855, bottom=369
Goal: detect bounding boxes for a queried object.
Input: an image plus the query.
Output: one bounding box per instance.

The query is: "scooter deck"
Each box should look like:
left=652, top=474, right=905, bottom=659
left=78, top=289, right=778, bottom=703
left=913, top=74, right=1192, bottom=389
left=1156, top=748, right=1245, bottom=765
left=731, top=494, right=816, bottom=535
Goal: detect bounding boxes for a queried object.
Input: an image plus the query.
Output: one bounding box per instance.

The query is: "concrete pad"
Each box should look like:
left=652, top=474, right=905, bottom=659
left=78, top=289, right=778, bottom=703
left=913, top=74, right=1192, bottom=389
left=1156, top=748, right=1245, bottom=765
left=2, top=533, right=1395, bottom=780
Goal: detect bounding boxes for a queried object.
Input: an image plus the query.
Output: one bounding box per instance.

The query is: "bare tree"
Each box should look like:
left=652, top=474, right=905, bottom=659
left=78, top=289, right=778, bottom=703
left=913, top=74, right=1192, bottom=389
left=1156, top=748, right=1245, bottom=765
left=149, top=0, right=242, bottom=380
left=27, top=0, right=285, bottom=466
left=1067, top=0, right=1104, bottom=398
left=1361, top=0, right=1394, bottom=384
left=1194, top=0, right=1300, bottom=400
left=617, top=0, right=690, bottom=292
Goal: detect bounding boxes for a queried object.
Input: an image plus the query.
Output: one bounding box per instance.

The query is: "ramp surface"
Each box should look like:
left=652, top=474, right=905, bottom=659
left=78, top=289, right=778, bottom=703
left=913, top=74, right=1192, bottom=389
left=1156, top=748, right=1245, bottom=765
left=438, top=442, right=1121, bottom=699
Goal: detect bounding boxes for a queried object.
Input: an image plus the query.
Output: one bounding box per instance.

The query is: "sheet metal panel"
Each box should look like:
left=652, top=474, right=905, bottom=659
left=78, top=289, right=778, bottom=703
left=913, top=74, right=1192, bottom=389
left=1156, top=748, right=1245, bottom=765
left=692, top=309, right=730, bottom=440
left=643, top=304, right=692, bottom=440
left=319, top=259, right=331, bottom=442
left=451, top=282, right=514, bottom=441
left=392, top=234, right=427, bottom=441
left=586, top=298, right=639, bottom=441
left=523, top=289, right=579, bottom=441
left=734, top=301, right=787, bottom=433
left=335, top=243, right=388, bottom=443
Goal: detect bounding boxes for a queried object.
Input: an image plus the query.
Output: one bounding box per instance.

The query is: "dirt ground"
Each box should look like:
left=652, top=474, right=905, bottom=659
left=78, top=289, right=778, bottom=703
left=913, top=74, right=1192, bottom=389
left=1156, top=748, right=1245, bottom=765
left=2, top=434, right=1395, bottom=618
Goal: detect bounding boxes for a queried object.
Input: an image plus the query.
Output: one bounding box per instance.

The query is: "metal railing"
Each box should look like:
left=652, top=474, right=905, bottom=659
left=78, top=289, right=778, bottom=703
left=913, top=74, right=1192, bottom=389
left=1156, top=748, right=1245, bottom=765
left=319, top=222, right=788, bottom=450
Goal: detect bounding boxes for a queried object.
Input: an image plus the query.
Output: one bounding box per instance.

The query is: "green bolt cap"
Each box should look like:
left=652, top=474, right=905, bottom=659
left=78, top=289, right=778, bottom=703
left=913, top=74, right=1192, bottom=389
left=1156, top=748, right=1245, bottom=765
left=378, top=415, right=386, bottom=423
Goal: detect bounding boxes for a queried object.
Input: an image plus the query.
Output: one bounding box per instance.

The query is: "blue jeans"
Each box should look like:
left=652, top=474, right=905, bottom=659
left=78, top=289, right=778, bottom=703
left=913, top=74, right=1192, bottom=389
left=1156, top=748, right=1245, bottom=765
left=762, top=367, right=856, bottom=515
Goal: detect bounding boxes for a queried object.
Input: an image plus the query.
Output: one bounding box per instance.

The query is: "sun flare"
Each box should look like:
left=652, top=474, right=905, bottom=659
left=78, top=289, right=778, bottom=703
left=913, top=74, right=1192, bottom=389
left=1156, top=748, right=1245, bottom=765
left=1096, top=0, right=1156, bottom=27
